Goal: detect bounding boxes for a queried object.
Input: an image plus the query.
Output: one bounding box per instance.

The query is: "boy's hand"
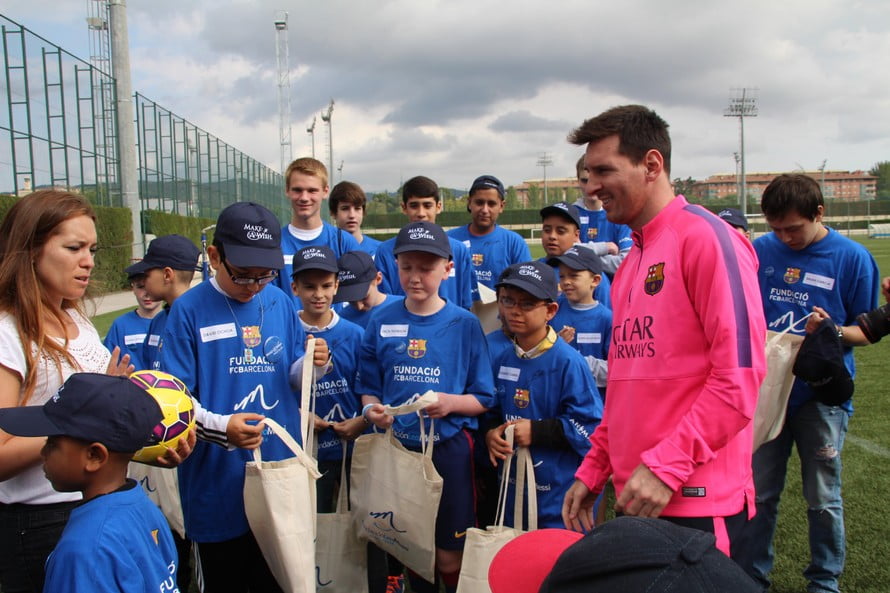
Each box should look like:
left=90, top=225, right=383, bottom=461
left=557, top=325, right=575, bottom=343
left=486, top=422, right=513, bottom=466
left=512, top=418, right=533, bottom=446
left=364, top=403, right=393, bottom=430
left=226, top=413, right=265, bottom=449
left=424, top=393, right=459, bottom=418
left=106, top=347, right=134, bottom=377
left=332, top=416, right=366, bottom=441
left=602, top=241, right=619, bottom=255
left=307, top=335, right=330, bottom=367
left=313, top=413, right=332, bottom=433
left=806, top=306, right=830, bottom=334
left=152, top=428, right=197, bottom=467
left=882, top=276, right=890, bottom=303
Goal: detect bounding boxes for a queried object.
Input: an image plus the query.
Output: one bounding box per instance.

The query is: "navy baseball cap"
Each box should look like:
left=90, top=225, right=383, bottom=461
left=334, top=251, right=378, bottom=303
left=548, top=246, right=603, bottom=275
left=792, top=318, right=854, bottom=406
left=0, top=373, right=163, bottom=453
left=470, top=174, right=505, bottom=198
left=125, top=234, right=200, bottom=276
left=540, top=202, right=582, bottom=229
left=718, top=208, right=749, bottom=231
left=490, top=517, right=761, bottom=593
left=291, top=245, right=339, bottom=279
left=393, top=221, right=452, bottom=260
left=214, top=202, right=283, bottom=269
left=496, top=261, right=558, bottom=302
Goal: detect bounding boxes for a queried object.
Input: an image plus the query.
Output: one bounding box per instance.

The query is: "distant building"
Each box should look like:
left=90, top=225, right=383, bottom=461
left=514, top=177, right=581, bottom=206
left=692, top=171, right=877, bottom=202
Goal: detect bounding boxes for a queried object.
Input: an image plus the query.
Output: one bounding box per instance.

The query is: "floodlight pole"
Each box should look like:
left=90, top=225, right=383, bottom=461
left=306, top=116, right=316, bottom=158
left=725, top=88, right=758, bottom=215
left=537, top=152, right=553, bottom=204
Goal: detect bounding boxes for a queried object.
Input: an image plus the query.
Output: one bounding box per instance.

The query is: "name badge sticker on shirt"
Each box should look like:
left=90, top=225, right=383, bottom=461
left=124, top=333, right=147, bottom=346
left=147, top=334, right=160, bottom=346
left=577, top=332, right=602, bottom=344
left=282, top=254, right=294, bottom=265
left=801, top=272, right=835, bottom=291
left=200, top=323, right=238, bottom=343
left=498, top=366, right=521, bottom=382
left=579, top=216, right=589, bottom=224
left=448, top=268, right=456, bottom=278
left=380, top=324, right=409, bottom=338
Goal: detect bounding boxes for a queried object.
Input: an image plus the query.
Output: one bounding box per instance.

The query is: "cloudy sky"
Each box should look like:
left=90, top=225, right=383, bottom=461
left=4, top=0, right=889, bottom=193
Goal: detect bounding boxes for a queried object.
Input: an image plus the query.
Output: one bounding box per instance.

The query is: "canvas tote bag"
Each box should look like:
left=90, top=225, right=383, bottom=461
left=244, top=338, right=321, bottom=593
left=753, top=315, right=810, bottom=450
left=349, top=391, right=443, bottom=582
left=315, top=444, right=368, bottom=592
left=456, top=425, right=538, bottom=593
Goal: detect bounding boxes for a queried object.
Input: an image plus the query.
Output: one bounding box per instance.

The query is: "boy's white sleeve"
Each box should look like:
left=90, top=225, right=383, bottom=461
left=584, top=355, right=608, bottom=389
left=192, top=397, right=234, bottom=451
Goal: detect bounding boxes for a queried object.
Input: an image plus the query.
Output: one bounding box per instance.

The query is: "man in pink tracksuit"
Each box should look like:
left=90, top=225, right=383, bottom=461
left=561, top=105, right=766, bottom=559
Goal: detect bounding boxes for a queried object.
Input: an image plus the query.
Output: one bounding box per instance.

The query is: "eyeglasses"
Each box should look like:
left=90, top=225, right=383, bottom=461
left=221, top=259, right=278, bottom=286
left=498, top=296, right=548, bottom=312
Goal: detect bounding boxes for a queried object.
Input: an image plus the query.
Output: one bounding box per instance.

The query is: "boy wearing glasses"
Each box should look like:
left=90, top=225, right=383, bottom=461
left=358, top=221, right=495, bottom=593
left=158, top=202, right=330, bottom=593
left=485, top=261, right=602, bottom=528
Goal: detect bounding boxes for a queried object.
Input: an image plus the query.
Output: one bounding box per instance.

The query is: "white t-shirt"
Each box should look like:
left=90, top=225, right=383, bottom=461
left=0, top=309, right=111, bottom=504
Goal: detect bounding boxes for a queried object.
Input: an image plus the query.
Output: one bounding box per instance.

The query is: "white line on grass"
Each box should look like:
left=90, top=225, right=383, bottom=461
left=846, top=434, right=890, bottom=459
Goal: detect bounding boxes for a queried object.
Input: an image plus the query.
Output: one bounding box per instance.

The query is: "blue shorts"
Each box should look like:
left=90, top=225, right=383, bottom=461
left=410, top=429, right=477, bottom=551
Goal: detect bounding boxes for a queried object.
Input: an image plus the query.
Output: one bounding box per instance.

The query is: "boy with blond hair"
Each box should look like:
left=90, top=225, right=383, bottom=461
left=276, top=157, right=360, bottom=304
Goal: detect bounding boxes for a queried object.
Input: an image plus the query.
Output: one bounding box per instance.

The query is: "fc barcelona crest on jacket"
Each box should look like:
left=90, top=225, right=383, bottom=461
left=407, top=338, right=427, bottom=359
left=514, top=388, right=530, bottom=409
left=644, top=263, right=665, bottom=295
left=784, top=267, right=801, bottom=284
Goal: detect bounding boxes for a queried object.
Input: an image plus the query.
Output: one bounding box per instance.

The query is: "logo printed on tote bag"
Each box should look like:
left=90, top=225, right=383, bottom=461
left=363, top=511, right=410, bottom=551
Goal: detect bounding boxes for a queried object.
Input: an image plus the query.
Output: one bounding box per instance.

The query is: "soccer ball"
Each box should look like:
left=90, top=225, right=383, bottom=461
left=128, top=370, right=196, bottom=464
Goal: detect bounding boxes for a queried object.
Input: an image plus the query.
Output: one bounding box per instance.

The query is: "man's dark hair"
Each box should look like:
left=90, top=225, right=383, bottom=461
left=401, top=176, right=439, bottom=204
left=329, top=181, right=367, bottom=213
left=760, top=174, right=823, bottom=221
left=568, top=105, right=672, bottom=175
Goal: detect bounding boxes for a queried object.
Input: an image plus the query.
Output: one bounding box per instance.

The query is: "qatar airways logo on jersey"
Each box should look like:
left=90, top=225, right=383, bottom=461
left=611, top=315, right=656, bottom=359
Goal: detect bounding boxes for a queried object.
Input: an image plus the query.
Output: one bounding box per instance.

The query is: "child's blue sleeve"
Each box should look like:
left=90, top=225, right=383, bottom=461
left=557, top=352, right=603, bottom=458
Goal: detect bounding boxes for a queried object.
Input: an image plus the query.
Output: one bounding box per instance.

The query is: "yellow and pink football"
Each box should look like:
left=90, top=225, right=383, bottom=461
left=128, top=370, right=196, bottom=464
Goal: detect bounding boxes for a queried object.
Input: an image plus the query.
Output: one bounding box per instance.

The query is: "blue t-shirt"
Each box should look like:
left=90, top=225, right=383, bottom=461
left=44, top=482, right=178, bottom=593
left=159, top=280, right=306, bottom=542
left=551, top=297, right=612, bottom=362
left=275, top=222, right=360, bottom=308
left=355, top=299, right=495, bottom=446
left=339, top=294, right=404, bottom=330
left=375, top=236, right=478, bottom=309
left=539, top=257, right=612, bottom=311
left=303, top=314, right=364, bottom=462
left=491, top=338, right=602, bottom=528
left=142, top=308, right=169, bottom=370
left=754, top=227, right=878, bottom=415
left=447, top=225, right=532, bottom=290
left=486, top=328, right=514, bottom=367
left=355, top=235, right=382, bottom=257
left=575, top=205, right=632, bottom=249
left=103, top=310, right=153, bottom=370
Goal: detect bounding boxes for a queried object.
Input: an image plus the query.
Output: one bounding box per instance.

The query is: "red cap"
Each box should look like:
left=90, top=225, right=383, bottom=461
left=489, top=529, right=583, bottom=593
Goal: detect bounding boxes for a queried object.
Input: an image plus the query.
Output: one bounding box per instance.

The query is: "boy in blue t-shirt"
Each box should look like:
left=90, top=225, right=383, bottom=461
left=334, top=250, right=403, bottom=330
left=0, top=373, right=179, bottom=593
left=159, top=202, right=329, bottom=593
left=290, top=245, right=365, bottom=512
left=538, top=202, right=611, bottom=310
left=275, top=157, right=360, bottom=306
left=447, top=174, right=531, bottom=291
left=103, top=272, right=163, bottom=370
left=485, top=262, right=603, bottom=528
left=548, top=246, right=612, bottom=397
left=120, top=234, right=200, bottom=371
left=357, top=221, right=495, bottom=593
left=330, top=180, right=382, bottom=257
left=374, top=176, right=477, bottom=309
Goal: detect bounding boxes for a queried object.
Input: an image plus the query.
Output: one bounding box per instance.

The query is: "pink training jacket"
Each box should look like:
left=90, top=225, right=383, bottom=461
left=575, top=196, right=766, bottom=518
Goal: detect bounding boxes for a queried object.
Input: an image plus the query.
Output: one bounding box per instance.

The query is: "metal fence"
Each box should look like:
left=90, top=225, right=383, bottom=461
left=1, top=14, right=285, bottom=221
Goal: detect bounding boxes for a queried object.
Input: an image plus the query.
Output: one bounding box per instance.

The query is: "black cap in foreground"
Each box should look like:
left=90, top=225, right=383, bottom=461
left=496, top=261, right=558, bottom=302
left=793, top=317, right=854, bottom=406
left=334, top=251, right=378, bottom=303
left=125, top=234, right=200, bottom=276
left=393, top=221, right=452, bottom=260
left=214, top=202, right=283, bottom=269
left=0, top=373, right=163, bottom=453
